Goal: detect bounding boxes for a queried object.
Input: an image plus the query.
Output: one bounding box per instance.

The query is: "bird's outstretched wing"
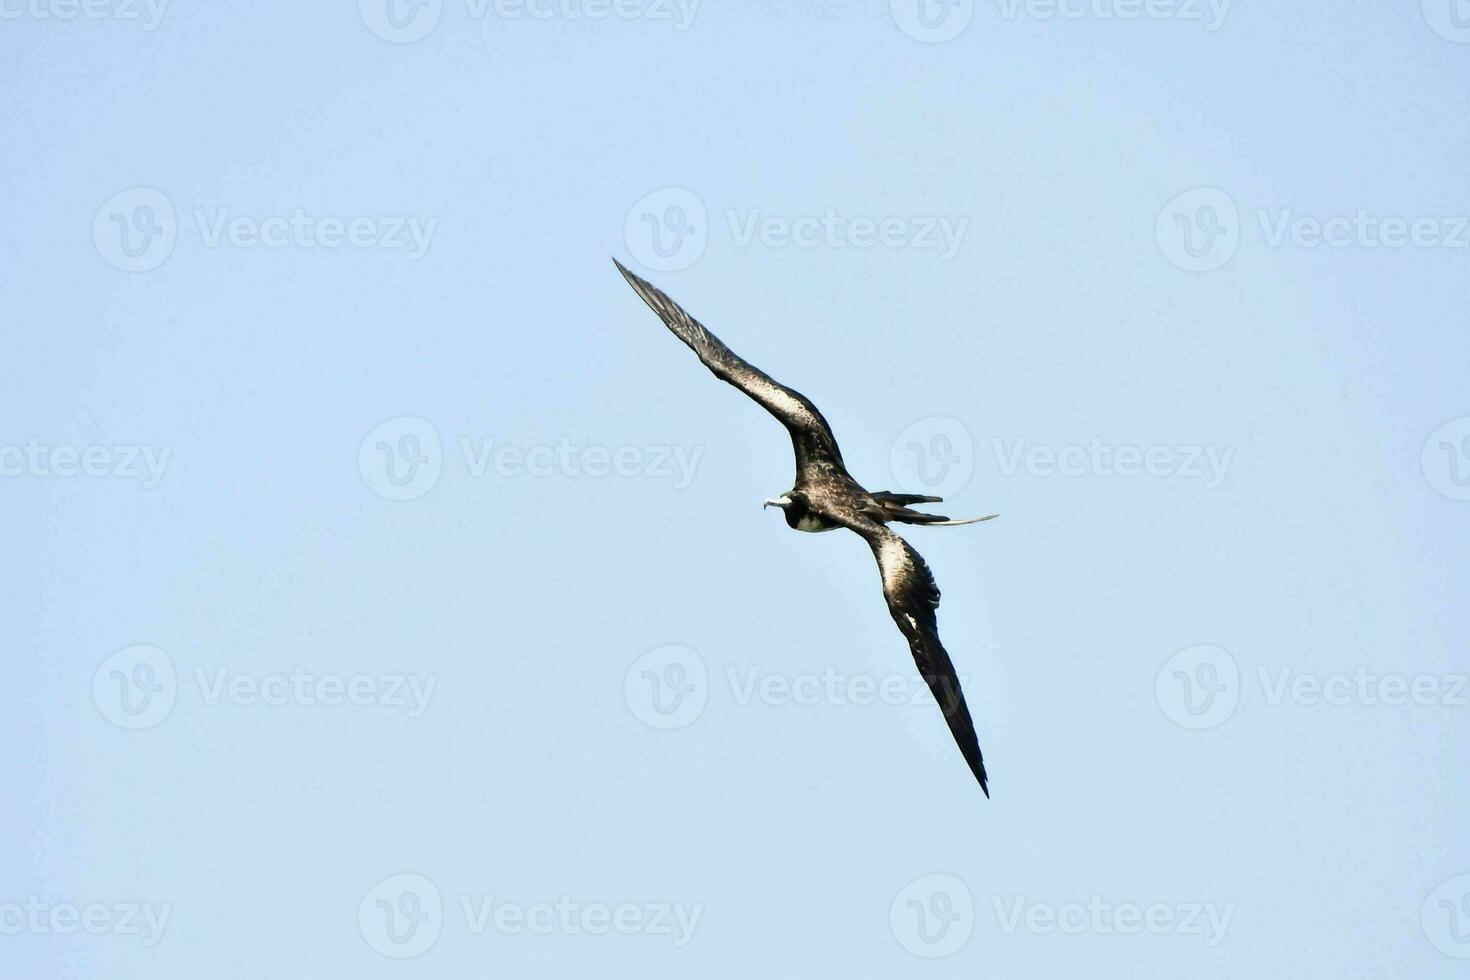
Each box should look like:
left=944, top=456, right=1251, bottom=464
left=852, top=520, right=990, bottom=795
left=614, top=259, right=844, bottom=475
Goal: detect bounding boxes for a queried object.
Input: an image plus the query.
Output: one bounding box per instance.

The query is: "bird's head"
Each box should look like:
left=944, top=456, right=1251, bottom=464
left=763, top=492, right=810, bottom=530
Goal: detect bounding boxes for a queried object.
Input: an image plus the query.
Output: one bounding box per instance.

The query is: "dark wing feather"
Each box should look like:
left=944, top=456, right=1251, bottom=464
left=614, top=259, right=844, bottom=475
left=855, top=521, right=990, bottom=795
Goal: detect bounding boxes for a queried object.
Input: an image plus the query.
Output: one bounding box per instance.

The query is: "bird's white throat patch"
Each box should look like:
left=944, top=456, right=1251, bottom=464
left=796, top=513, right=832, bottom=532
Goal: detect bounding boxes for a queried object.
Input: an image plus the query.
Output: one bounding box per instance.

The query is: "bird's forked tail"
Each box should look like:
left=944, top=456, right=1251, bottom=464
left=870, top=491, right=998, bottom=527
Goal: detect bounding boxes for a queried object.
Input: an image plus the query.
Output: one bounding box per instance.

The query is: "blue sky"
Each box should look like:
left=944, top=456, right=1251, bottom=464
left=3, top=1, right=1468, bottom=976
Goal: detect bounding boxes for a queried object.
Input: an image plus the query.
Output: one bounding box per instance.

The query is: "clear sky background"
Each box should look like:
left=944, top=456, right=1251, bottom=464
left=3, top=1, right=1468, bottom=976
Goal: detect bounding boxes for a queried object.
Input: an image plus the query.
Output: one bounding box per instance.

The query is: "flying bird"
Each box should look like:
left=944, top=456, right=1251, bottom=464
left=614, top=259, right=998, bottom=796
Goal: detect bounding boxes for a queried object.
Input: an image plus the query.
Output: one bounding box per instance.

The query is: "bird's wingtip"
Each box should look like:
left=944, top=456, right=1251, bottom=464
left=611, top=256, right=638, bottom=280
left=611, top=258, right=673, bottom=320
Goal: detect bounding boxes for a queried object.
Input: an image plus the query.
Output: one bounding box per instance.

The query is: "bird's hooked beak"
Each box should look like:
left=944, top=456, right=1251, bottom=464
left=763, top=495, right=793, bottom=510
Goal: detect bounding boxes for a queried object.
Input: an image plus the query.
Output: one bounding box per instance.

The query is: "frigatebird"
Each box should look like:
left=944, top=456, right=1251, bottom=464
left=614, top=259, right=997, bottom=796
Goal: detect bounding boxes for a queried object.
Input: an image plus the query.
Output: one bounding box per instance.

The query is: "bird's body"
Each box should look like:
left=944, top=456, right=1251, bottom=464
left=781, top=494, right=840, bottom=533
left=614, top=259, right=997, bottom=796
